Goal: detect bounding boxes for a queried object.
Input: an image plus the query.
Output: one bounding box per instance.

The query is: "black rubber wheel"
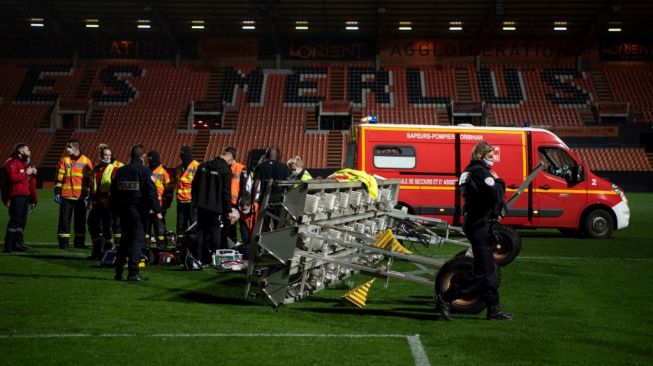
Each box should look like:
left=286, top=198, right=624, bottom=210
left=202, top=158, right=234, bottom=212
left=491, top=225, right=521, bottom=267
left=583, top=209, right=613, bottom=239
left=454, top=249, right=472, bottom=258
left=435, top=256, right=486, bottom=314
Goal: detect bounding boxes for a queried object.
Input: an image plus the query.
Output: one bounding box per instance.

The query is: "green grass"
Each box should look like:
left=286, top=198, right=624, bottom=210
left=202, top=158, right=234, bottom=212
left=1, top=191, right=652, bottom=365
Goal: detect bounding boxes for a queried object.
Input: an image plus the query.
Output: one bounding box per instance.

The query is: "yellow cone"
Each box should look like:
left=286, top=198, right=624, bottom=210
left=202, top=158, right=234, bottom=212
left=341, top=278, right=376, bottom=308
left=373, top=229, right=412, bottom=254
left=390, top=238, right=412, bottom=254
left=373, top=229, right=394, bottom=250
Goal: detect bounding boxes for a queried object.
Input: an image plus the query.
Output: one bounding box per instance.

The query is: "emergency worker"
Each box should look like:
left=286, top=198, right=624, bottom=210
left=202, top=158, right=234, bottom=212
left=191, top=150, right=233, bottom=265
left=236, top=193, right=258, bottom=257
left=223, top=146, right=248, bottom=246
left=2, top=144, right=38, bottom=253
left=110, top=145, right=161, bottom=281
left=54, top=139, right=93, bottom=249
left=287, top=156, right=312, bottom=181
left=436, top=141, right=513, bottom=321
left=147, top=150, right=173, bottom=247
left=87, top=144, right=123, bottom=259
left=252, top=146, right=289, bottom=232
left=176, top=146, right=199, bottom=241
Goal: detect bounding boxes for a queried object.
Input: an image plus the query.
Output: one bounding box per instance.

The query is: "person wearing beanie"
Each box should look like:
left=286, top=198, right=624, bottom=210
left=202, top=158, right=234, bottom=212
left=146, top=150, right=173, bottom=247
left=175, top=146, right=199, bottom=241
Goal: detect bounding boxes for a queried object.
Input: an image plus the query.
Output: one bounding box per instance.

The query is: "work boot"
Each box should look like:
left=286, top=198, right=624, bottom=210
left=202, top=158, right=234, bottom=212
left=13, top=242, right=29, bottom=252
left=127, top=271, right=148, bottom=282
left=87, top=239, right=102, bottom=260
left=4, top=231, right=16, bottom=253
left=487, top=306, right=514, bottom=320
left=58, top=236, right=69, bottom=249
left=435, top=293, right=453, bottom=321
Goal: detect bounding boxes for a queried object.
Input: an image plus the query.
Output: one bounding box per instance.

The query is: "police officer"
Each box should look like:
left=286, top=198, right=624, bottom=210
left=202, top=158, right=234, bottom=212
left=436, top=141, right=513, bottom=321
left=110, top=145, right=161, bottom=281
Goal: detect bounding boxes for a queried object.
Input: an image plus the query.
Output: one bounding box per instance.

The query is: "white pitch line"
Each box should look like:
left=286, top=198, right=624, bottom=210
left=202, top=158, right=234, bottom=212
left=0, top=332, right=431, bottom=366
left=517, top=256, right=653, bottom=261
left=429, top=255, right=653, bottom=262
left=407, top=334, right=431, bottom=366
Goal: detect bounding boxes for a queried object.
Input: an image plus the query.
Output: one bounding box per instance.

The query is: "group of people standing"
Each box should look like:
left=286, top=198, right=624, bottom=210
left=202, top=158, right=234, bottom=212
left=3, top=140, right=309, bottom=282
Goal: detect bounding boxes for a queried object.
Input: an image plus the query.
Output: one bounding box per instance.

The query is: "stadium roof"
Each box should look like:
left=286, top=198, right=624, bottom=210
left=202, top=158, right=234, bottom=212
left=1, top=1, right=650, bottom=45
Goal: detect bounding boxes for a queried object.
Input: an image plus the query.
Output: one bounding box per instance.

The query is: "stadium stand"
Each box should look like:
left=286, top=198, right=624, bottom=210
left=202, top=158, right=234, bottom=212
left=573, top=147, right=653, bottom=172
left=475, top=64, right=597, bottom=127
left=602, top=64, right=653, bottom=123
left=0, top=60, right=652, bottom=179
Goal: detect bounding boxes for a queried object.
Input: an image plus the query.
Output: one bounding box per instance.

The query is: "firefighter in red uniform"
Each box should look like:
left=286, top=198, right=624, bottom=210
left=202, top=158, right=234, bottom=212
left=147, top=150, right=173, bottom=247
left=87, top=144, right=123, bottom=259
left=176, top=146, right=199, bottom=241
left=54, top=139, right=93, bottom=249
left=3, top=144, right=38, bottom=253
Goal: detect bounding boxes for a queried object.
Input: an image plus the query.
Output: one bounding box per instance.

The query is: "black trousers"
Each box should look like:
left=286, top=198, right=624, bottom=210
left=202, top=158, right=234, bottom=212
left=115, top=207, right=146, bottom=274
left=146, top=211, right=167, bottom=246
left=87, top=206, right=119, bottom=247
left=176, top=202, right=196, bottom=238
left=57, top=198, right=87, bottom=248
left=195, top=208, right=224, bottom=265
left=443, top=221, right=500, bottom=307
left=4, top=195, right=29, bottom=251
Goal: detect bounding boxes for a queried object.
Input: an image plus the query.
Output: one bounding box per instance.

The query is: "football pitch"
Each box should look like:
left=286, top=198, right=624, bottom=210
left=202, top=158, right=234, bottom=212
left=1, top=191, right=652, bottom=365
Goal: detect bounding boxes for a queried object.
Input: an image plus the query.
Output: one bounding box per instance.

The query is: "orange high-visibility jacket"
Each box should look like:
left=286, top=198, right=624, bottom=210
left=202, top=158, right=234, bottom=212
left=55, top=155, right=93, bottom=199
left=176, top=160, right=199, bottom=203
left=230, top=161, right=246, bottom=205
left=152, top=165, right=172, bottom=206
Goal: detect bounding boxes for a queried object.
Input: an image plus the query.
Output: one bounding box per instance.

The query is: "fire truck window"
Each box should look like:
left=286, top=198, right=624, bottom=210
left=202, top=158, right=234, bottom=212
left=373, top=145, right=416, bottom=169
left=539, top=147, right=577, bottom=181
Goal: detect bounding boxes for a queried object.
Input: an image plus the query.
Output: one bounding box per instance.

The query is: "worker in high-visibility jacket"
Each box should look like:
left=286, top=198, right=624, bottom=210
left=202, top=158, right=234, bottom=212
left=176, top=146, right=199, bottom=241
left=287, top=156, right=313, bottom=181
left=54, top=139, right=93, bottom=249
left=87, top=144, right=123, bottom=259
left=223, top=146, right=249, bottom=246
left=147, top=150, right=173, bottom=247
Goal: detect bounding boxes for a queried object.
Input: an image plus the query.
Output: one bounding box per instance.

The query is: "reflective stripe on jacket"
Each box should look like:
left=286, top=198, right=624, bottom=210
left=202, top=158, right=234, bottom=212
left=55, top=155, right=93, bottom=199
left=152, top=165, right=172, bottom=206
left=176, top=160, right=199, bottom=202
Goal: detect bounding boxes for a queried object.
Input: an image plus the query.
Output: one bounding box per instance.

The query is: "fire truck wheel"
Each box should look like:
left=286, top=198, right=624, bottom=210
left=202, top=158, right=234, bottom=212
left=492, top=225, right=522, bottom=266
left=584, top=209, right=613, bottom=239
left=436, top=256, right=487, bottom=314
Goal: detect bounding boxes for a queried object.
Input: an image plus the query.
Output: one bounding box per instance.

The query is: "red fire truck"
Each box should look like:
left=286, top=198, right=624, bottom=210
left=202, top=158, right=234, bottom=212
left=345, top=123, right=630, bottom=238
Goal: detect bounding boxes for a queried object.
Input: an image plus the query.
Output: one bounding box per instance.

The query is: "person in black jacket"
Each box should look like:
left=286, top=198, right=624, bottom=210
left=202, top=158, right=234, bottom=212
left=191, top=150, right=233, bottom=266
left=436, top=141, right=513, bottom=321
left=110, top=145, right=161, bottom=281
left=251, top=146, right=289, bottom=232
